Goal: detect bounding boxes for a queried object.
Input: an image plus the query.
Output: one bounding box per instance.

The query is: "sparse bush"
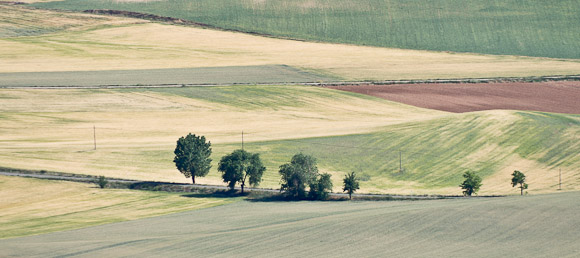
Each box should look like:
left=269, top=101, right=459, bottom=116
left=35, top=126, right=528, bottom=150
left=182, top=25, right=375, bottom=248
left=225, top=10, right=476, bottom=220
left=358, top=173, right=371, bottom=182
left=96, top=175, right=108, bottom=189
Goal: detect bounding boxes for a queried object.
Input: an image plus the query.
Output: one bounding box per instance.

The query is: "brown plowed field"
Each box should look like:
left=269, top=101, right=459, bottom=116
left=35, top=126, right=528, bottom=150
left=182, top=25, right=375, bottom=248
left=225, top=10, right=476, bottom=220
left=328, top=81, right=580, bottom=114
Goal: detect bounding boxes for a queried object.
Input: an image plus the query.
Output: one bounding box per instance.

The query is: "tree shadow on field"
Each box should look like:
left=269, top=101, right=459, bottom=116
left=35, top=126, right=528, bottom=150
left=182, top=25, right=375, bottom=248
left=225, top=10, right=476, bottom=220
left=246, top=192, right=351, bottom=202
left=182, top=190, right=248, bottom=199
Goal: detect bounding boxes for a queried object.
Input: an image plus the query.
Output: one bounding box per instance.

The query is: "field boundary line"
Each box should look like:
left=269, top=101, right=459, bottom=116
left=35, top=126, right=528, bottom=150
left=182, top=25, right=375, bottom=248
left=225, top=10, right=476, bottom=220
left=1, top=74, right=579, bottom=89
left=0, top=167, right=500, bottom=200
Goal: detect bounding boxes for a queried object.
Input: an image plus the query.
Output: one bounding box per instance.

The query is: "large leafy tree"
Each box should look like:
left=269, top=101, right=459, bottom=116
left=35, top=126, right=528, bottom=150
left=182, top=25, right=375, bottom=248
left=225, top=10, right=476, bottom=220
left=309, top=173, right=333, bottom=200
left=511, top=170, right=528, bottom=195
left=279, top=153, right=319, bottom=199
left=173, top=133, right=212, bottom=184
left=343, top=171, right=360, bottom=200
left=218, top=149, right=266, bottom=194
left=460, top=171, right=482, bottom=196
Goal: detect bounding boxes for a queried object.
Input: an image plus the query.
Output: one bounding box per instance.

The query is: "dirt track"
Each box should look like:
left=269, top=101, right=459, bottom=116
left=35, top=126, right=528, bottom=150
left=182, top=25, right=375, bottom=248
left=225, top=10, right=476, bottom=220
left=328, top=81, right=580, bottom=114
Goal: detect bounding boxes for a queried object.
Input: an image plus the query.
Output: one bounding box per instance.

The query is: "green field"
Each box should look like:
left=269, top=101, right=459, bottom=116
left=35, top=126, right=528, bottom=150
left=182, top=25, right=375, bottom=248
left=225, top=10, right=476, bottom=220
left=3, top=0, right=579, bottom=250
left=227, top=111, right=580, bottom=194
left=3, top=5, right=580, bottom=81
left=0, top=175, right=236, bottom=239
left=0, top=65, right=334, bottom=87
left=34, top=0, right=580, bottom=59
left=1, top=191, right=579, bottom=256
left=1, top=86, right=578, bottom=195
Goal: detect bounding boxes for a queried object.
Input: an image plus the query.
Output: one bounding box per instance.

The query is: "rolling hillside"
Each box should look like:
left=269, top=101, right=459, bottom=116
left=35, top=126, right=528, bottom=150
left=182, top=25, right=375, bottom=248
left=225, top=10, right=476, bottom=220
left=1, top=86, right=578, bottom=195
left=0, top=175, right=235, bottom=239
left=2, top=192, right=579, bottom=256
left=33, top=0, right=580, bottom=59
left=2, top=4, right=580, bottom=80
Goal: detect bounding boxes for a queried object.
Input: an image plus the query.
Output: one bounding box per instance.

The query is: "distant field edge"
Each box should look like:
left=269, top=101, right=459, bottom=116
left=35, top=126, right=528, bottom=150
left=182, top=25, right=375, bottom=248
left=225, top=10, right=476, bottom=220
left=0, top=65, right=337, bottom=88
left=0, top=67, right=578, bottom=88
left=28, top=0, right=580, bottom=59
left=81, top=9, right=285, bottom=40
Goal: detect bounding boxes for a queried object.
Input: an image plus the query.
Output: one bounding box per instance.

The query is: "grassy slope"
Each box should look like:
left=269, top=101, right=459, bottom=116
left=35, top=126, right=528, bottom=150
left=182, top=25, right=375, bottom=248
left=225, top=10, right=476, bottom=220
left=0, top=4, right=144, bottom=37
left=2, top=6, right=580, bottom=80
left=0, top=65, right=335, bottom=87
left=0, top=86, right=440, bottom=187
left=34, top=0, right=580, bottom=59
left=1, top=192, right=579, bottom=257
left=0, top=175, right=236, bottom=239
left=234, top=111, right=580, bottom=195
left=1, top=86, right=578, bottom=195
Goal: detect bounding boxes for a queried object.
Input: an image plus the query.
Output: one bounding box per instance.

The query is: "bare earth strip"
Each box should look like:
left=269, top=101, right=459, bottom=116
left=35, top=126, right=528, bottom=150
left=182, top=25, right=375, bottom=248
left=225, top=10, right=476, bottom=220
left=1, top=192, right=578, bottom=257
left=328, top=81, right=580, bottom=114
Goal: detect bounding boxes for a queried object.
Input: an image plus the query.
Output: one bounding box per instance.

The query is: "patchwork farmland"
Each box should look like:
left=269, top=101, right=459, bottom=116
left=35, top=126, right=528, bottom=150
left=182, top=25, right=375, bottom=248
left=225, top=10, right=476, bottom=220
left=1, top=86, right=578, bottom=195
left=34, top=0, right=580, bottom=59
left=1, top=0, right=579, bottom=256
left=2, top=5, right=580, bottom=80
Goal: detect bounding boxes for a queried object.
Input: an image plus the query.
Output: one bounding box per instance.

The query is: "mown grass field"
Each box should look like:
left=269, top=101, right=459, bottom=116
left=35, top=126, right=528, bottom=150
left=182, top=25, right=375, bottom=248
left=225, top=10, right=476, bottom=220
left=0, top=175, right=236, bottom=239
left=34, top=0, right=580, bottom=59
left=2, top=5, right=580, bottom=80
left=2, top=192, right=579, bottom=257
left=0, top=65, right=334, bottom=87
left=1, top=86, right=578, bottom=195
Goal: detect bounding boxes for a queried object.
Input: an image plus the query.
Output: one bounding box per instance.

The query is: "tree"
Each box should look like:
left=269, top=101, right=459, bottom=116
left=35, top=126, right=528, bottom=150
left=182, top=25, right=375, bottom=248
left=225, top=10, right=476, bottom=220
left=309, top=173, right=333, bottom=200
left=173, top=133, right=212, bottom=184
left=279, top=153, right=319, bottom=199
left=343, top=171, right=360, bottom=200
left=96, top=175, right=108, bottom=189
left=460, top=171, right=482, bottom=196
left=511, top=170, right=528, bottom=195
left=218, top=149, right=266, bottom=194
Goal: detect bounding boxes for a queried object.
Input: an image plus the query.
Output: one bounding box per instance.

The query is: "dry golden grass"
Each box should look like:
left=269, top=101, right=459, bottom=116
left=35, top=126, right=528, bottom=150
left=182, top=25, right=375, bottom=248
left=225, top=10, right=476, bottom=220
left=1, top=87, right=578, bottom=195
left=0, top=86, right=443, bottom=187
left=1, top=6, right=579, bottom=80
left=0, top=5, right=145, bottom=36
left=0, top=175, right=235, bottom=239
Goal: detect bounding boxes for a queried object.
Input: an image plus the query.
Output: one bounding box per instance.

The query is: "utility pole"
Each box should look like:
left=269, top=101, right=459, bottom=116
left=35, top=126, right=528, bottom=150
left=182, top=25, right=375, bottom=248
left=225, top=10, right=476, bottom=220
left=399, top=149, right=402, bottom=173
left=559, top=168, right=562, bottom=190
left=93, top=125, right=97, bottom=150
left=242, top=131, right=244, bottom=150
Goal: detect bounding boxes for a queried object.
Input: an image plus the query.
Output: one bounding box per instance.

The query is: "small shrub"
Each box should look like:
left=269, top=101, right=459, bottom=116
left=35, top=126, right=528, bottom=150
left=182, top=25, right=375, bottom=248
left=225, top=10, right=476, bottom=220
left=96, top=175, right=108, bottom=189
left=358, top=173, right=371, bottom=182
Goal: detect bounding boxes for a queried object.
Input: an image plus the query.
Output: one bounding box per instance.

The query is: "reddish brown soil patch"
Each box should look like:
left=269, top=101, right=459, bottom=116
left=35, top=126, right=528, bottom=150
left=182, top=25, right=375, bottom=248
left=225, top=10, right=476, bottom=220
left=328, top=81, right=580, bottom=114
